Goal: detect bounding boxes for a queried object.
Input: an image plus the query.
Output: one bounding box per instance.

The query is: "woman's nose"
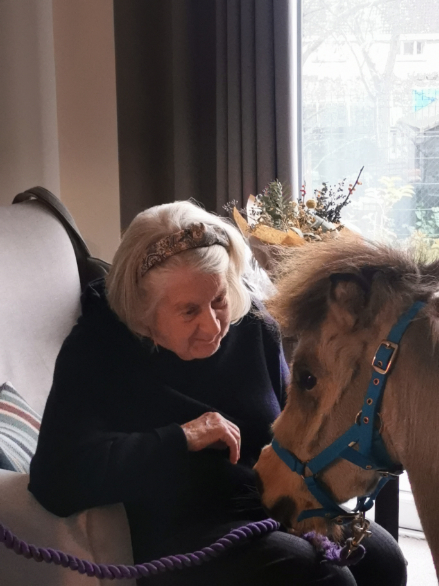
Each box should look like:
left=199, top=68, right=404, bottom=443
left=198, top=307, right=221, bottom=338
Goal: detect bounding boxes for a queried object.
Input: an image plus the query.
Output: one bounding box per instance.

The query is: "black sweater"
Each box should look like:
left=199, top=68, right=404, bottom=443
left=29, top=279, right=288, bottom=560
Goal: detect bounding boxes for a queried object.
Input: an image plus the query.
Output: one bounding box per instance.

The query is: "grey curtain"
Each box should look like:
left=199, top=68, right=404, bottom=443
left=114, top=0, right=294, bottom=228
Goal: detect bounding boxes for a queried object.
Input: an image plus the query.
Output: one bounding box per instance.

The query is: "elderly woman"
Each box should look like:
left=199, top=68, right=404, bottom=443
left=29, top=201, right=406, bottom=586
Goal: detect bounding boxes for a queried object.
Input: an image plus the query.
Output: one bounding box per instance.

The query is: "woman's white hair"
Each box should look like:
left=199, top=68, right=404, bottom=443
left=106, top=200, right=252, bottom=336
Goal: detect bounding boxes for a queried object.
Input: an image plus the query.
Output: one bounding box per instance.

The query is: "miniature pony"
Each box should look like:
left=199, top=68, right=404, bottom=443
left=254, top=239, right=439, bottom=576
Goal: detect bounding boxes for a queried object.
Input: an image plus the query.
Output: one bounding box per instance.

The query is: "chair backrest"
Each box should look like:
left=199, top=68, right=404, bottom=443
left=0, top=199, right=81, bottom=415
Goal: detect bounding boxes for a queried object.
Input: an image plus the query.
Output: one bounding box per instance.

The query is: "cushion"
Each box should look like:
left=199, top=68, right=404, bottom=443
left=0, top=382, right=41, bottom=473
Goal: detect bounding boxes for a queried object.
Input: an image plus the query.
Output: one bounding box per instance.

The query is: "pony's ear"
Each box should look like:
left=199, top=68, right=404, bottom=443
left=328, top=274, right=368, bottom=329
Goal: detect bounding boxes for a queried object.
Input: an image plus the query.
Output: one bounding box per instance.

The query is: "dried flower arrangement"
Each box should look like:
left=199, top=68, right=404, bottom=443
left=225, top=167, right=364, bottom=248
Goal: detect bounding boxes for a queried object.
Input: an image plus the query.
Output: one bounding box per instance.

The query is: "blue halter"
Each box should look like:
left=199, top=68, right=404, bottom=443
left=272, top=300, right=426, bottom=523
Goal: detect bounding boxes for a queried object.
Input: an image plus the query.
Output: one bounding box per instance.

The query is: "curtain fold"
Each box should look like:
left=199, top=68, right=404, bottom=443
left=114, top=0, right=295, bottom=228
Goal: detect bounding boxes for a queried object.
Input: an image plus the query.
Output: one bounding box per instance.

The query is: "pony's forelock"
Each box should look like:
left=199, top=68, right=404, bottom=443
left=268, top=239, right=439, bottom=337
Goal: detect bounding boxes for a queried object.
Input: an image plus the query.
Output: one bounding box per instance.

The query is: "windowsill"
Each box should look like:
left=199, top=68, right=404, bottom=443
left=399, top=531, right=436, bottom=585
left=400, top=527, right=425, bottom=539
left=400, top=489, right=423, bottom=532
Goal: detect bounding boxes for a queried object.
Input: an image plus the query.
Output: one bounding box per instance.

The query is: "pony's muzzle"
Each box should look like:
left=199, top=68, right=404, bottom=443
left=266, top=496, right=297, bottom=528
left=254, top=446, right=300, bottom=528
left=255, top=469, right=297, bottom=527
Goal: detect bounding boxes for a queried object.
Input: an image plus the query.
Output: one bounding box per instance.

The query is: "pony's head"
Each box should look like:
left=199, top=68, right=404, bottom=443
left=254, top=239, right=439, bottom=538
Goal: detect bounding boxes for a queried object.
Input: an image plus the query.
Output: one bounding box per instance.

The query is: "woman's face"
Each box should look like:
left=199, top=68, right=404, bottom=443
left=151, top=267, right=231, bottom=360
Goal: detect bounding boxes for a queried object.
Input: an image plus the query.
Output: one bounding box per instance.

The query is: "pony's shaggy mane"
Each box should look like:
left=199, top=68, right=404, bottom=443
left=267, top=238, right=439, bottom=337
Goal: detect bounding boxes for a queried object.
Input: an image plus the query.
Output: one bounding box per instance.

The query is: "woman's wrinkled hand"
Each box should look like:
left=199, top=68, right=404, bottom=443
left=181, top=412, right=241, bottom=464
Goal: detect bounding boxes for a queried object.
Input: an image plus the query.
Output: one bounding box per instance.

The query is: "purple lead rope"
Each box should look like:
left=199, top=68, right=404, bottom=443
left=0, top=519, right=364, bottom=580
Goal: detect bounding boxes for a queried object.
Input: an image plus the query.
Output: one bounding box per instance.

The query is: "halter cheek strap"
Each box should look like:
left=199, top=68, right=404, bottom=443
left=272, top=300, right=426, bottom=523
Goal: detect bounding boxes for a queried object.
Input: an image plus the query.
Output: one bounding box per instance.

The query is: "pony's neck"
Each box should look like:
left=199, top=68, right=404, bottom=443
left=382, top=314, right=439, bottom=575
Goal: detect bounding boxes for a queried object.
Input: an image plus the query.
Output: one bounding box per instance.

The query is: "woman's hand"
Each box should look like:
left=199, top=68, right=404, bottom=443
left=181, top=412, right=241, bottom=464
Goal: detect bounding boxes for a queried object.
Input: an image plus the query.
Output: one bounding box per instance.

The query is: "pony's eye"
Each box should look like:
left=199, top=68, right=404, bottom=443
left=298, top=371, right=317, bottom=391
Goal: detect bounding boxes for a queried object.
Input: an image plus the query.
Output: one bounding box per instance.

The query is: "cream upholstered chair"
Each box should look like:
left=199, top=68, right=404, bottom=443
left=0, top=190, right=135, bottom=586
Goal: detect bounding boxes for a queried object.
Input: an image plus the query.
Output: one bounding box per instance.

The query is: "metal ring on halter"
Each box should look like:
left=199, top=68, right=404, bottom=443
left=348, top=513, right=372, bottom=554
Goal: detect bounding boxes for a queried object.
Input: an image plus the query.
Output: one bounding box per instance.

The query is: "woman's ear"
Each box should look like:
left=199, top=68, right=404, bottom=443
left=328, top=274, right=368, bottom=330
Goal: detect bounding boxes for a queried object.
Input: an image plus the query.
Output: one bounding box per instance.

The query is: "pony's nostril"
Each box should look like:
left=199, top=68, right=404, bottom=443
left=254, top=470, right=264, bottom=497
left=269, top=496, right=297, bottom=528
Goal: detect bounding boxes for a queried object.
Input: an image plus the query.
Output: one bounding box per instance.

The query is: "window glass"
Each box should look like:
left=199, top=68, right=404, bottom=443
left=404, top=41, right=414, bottom=55
left=302, top=0, right=439, bottom=252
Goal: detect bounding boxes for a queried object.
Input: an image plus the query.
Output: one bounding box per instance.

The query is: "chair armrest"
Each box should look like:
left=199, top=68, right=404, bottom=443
left=0, top=470, right=135, bottom=586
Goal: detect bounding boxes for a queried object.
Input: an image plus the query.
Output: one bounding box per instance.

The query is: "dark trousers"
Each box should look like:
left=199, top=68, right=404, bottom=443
left=137, top=520, right=407, bottom=586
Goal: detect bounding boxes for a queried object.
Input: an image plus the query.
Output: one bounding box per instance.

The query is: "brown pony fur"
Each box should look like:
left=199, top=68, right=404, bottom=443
left=254, top=239, right=439, bottom=577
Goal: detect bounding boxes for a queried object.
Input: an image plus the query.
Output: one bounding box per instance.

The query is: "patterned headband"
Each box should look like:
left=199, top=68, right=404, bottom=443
left=139, top=222, right=229, bottom=277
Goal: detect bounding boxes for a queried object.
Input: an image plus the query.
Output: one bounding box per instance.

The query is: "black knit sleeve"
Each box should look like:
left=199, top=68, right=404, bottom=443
left=251, top=298, right=290, bottom=410
left=28, top=323, right=190, bottom=518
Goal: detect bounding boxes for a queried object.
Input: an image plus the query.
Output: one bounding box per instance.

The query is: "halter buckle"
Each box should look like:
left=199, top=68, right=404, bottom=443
left=372, top=341, right=398, bottom=375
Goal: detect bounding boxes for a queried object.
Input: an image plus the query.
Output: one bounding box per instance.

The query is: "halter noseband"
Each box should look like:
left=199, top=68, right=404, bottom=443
left=272, top=300, right=426, bottom=524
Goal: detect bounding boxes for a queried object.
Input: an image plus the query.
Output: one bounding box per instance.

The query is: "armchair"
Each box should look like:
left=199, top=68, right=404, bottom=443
left=0, top=190, right=135, bottom=585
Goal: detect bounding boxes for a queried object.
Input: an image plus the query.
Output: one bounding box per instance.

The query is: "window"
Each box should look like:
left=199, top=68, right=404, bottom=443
left=403, top=41, right=415, bottom=55
left=401, top=40, right=425, bottom=55
left=301, top=0, right=439, bottom=534
left=302, top=0, right=439, bottom=250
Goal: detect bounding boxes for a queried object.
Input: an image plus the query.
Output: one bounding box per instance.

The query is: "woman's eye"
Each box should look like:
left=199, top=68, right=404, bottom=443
left=213, top=296, right=227, bottom=307
left=298, top=371, right=317, bottom=391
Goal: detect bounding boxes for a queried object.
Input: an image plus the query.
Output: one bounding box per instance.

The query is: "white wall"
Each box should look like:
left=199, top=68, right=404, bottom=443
left=0, top=0, right=60, bottom=202
left=52, top=0, right=120, bottom=262
left=0, top=0, right=120, bottom=263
